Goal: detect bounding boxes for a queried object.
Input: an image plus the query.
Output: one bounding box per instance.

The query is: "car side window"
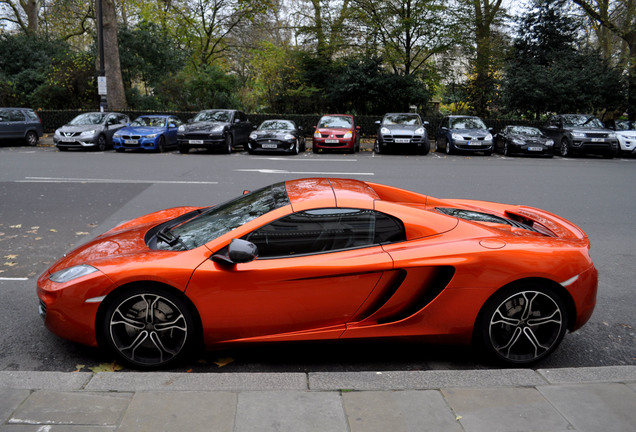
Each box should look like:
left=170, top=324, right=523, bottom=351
left=9, top=109, right=25, bottom=121
left=0, top=110, right=8, bottom=122
left=244, top=208, right=405, bottom=258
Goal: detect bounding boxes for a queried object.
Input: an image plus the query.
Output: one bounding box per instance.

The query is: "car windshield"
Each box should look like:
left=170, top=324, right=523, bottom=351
left=131, top=117, right=166, bottom=127
left=450, top=117, right=487, bottom=129
left=616, top=120, right=636, bottom=131
left=319, top=116, right=352, bottom=128
left=168, top=182, right=290, bottom=250
left=383, top=114, right=421, bottom=126
left=509, top=126, right=542, bottom=136
left=193, top=110, right=232, bottom=123
left=259, top=120, right=294, bottom=131
left=562, top=115, right=604, bottom=128
left=69, top=113, right=106, bottom=125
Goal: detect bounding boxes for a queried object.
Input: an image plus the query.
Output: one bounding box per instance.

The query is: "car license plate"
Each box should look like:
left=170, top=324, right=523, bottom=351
left=124, top=139, right=138, bottom=145
left=325, top=139, right=339, bottom=144
left=468, top=141, right=480, bottom=146
left=262, top=143, right=277, bottom=149
left=591, top=138, right=605, bottom=142
left=189, top=139, right=204, bottom=144
left=395, top=138, right=410, bottom=143
left=528, top=147, right=543, bottom=151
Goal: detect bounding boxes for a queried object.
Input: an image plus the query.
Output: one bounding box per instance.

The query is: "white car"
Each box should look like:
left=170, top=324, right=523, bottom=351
left=613, top=120, right=636, bottom=157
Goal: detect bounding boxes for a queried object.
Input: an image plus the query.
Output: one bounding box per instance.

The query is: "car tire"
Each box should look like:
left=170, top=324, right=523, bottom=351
left=291, top=138, right=299, bottom=155
left=95, top=135, right=107, bottom=152
left=156, top=136, right=165, bottom=153
left=419, top=141, right=430, bottom=155
left=374, top=140, right=382, bottom=154
left=98, top=285, right=198, bottom=369
left=560, top=138, right=570, bottom=157
left=503, top=142, right=509, bottom=156
left=445, top=139, right=454, bottom=155
left=224, top=133, right=233, bottom=154
left=25, top=131, right=38, bottom=146
left=476, top=283, right=568, bottom=365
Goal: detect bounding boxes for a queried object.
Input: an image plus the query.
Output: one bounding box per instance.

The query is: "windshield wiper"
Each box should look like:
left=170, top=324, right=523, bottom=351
left=157, top=226, right=182, bottom=247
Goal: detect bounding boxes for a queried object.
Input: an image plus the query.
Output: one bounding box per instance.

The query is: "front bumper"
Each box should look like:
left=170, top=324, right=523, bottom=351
left=617, top=135, right=636, bottom=154
left=451, top=139, right=493, bottom=152
left=570, top=138, right=618, bottom=154
left=177, top=134, right=225, bottom=149
left=378, top=135, right=428, bottom=148
left=248, top=138, right=297, bottom=153
left=312, top=138, right=355, bottom=150
left=113, top=136, right=160, bottom=151
left=54, top=137, right=98, bottom=148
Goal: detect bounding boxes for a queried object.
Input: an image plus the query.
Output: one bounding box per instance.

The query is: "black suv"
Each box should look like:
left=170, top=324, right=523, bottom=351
left=177, top=109, right=252, bottom=154
left=541, top=114, right=618, bottom=158
left=0, top=107, right=43, bottom=146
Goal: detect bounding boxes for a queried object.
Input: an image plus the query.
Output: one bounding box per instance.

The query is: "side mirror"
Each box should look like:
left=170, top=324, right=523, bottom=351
left=423, top=121, right=429, bottom=126
left=375, top=120, right=381, bottom=125
left=168, top=123, right=176, bottom=128
left=212, top=239, right=258, bottom=266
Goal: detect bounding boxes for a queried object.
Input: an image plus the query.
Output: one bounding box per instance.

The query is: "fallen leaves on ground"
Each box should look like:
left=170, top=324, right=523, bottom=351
left=214, top=357, right=235, bottom=368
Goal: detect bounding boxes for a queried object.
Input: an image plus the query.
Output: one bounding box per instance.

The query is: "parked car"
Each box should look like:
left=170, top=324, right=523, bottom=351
left=374, top=113, right=430, bottom=154
left=541, top=114, right=618, bottom=158
left=37, top=178, right=597, bottom=368
left=54, top=112, right=130, bottom=151
left=607, top=120, right=636, bottom=157
left=0, top=107, right=43, bottom=146
left=494, top=126, right=554, bottom=157
left=435, top=116, right=493, bottom=155
left=177, top=109, right=252, bottom=154
left=112, top=115, right=182, bottom=153
left=312, top=114, right=360, bottom=153
left=247, top=119, right=306, bottom=155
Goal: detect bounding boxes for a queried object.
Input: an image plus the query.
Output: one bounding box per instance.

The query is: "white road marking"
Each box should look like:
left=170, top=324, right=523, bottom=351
left=17, top=177, right=218, bottom=184
left=235, top=169, right=374, bottom=176
left=250, top=157, right=358, bottom=162
left=0, top=277, right=28, bottom=281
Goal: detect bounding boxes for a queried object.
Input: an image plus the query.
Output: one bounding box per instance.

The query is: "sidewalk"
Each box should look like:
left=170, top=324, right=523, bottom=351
left=1, top=366, right=635, bottom=431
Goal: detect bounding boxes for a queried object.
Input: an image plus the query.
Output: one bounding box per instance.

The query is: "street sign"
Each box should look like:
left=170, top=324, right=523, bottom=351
left=97, top=76, right=107, bottom=95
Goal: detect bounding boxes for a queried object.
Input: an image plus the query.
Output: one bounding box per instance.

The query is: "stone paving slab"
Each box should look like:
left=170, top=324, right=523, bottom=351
left=538, top=383, right=636, bottom=432
left=7, top=390, right=131, bottom=427
left=85, top=371, right=308, bottom=391
left=309, top=369, right=547, bottom=391
left=342, top=390, right=463, bottom=432
left=118, top=391, right=237, bottom=432
left=537, top=365, right=636, bottom=384
left=234, top=391, right=348, bottom=432
left=441, top=387, right=572, bottom=432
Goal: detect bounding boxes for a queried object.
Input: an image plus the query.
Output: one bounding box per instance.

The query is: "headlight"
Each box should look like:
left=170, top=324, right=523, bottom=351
left=451, top=133, right=464, bottom=141
left=607, top=132, right=616, bottom=139
left=572, top=132, right=586, bottom=138
left=415, top=127, right=425, bottom=135
left=512, top=139, right=524, bottom=145
left=284, top=134, right=295, bottom=140
left=313, top=131, right=321, bottom=138
left=249, top=132, right=257, bottom=139
left=210, top=125, right=224, bottom=132
left=380, top=127, right=390, bottom=135
left=545, top=139, right=554, bottom=146
left=343, top=131, right=353, bottom=139
left=49, top=264, right=98, bottom=283
left=145, top=133, right=158, bottom=139
left=54, top=129, right=61, bottom=137
left=79, top=130, right=96, bottom=138
left=113, top=132, right=122, bottom=138
left=485, top=133, right=493, bottom=141
left=178, top=125, right=186, bottom=132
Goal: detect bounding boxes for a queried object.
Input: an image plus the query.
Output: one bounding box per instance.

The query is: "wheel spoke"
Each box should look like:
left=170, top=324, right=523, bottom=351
left=496, top=326, right=523, bottom=356
left=111, top=308, right=145, bottom=330
left=490, top=308, right=521, bottom=327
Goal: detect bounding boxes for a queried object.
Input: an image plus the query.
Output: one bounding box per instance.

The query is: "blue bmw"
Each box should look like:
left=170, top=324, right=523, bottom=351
left=113, top=115, right=183, bottom=152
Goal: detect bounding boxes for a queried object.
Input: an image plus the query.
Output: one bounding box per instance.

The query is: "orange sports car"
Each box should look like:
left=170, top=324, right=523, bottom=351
left=37, top=178, right=597, bottom=368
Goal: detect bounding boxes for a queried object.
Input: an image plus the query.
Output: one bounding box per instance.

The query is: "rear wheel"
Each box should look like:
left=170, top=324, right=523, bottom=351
left=477, top=284, right=568, bottom=365
left=98, top=286, right=197, bottom=369
left=25, top=131, right=38, bottom=146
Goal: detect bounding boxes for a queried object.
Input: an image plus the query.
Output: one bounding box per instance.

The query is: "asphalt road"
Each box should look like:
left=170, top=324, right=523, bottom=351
left=0, top=143, right=634, bottom=372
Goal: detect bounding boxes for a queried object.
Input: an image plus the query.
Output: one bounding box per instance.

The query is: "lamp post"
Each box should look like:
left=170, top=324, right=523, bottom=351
left=96, top=0, right=108, bottom=111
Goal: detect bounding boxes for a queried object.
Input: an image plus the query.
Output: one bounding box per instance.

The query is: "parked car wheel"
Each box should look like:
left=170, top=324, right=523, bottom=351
left=560, top=138, right=570, bottom=157
left=224, top=133, right=233, bottom=154
left=445, top=139, right=454, bottom=155
left=476, top=283, right=568, bottom=365
left=98, top=286, right=198, bottom=368
left=25, top=130, right=39, bottom=146
left=418, top=141, right=430, bottom=155
left=374, top=140, right=382, bottom=154
left=96, top=134, right=107, bottom=152
left=503, top=142, right=509, bottom=156
left=156, top=135, right=166, bottom=153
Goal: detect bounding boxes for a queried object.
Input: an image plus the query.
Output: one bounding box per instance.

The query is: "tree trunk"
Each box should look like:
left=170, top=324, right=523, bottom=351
left=25, top=0, right=41, bottom=34
left=96, top=0, right=126, bottom=110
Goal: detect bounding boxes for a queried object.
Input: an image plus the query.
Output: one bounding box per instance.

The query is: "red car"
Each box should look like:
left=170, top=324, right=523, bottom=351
left=37, top=178, right=597, bottom=368
left=312, top=114, right=361, bottom=153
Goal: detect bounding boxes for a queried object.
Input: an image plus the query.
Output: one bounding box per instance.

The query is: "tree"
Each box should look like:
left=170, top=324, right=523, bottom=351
left=294, top=0, right=356, bottom=59
left=571, top=0, right=636, bottom=119
left=96, top=0, right=126, bottom=109
left=353, top=0, right=456, bottom=76
left=0, top=0, right=42, bottom=34
left=502, top=0, right=625, bottom=118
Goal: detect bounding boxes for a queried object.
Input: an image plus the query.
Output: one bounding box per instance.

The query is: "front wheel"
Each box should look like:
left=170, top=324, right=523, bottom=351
left=476, top=284, right=568, bottom=365
left=96, top=135, right=107, bottom=152
left=98, top=286, right=197, bottom=368
left=560, top=138, right=570, bottom=157
left=224, top=133, right=233, bottom=154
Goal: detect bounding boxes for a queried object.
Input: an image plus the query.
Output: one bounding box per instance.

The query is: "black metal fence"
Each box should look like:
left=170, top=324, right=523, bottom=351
left=37, top=110, right=542, bottom=138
